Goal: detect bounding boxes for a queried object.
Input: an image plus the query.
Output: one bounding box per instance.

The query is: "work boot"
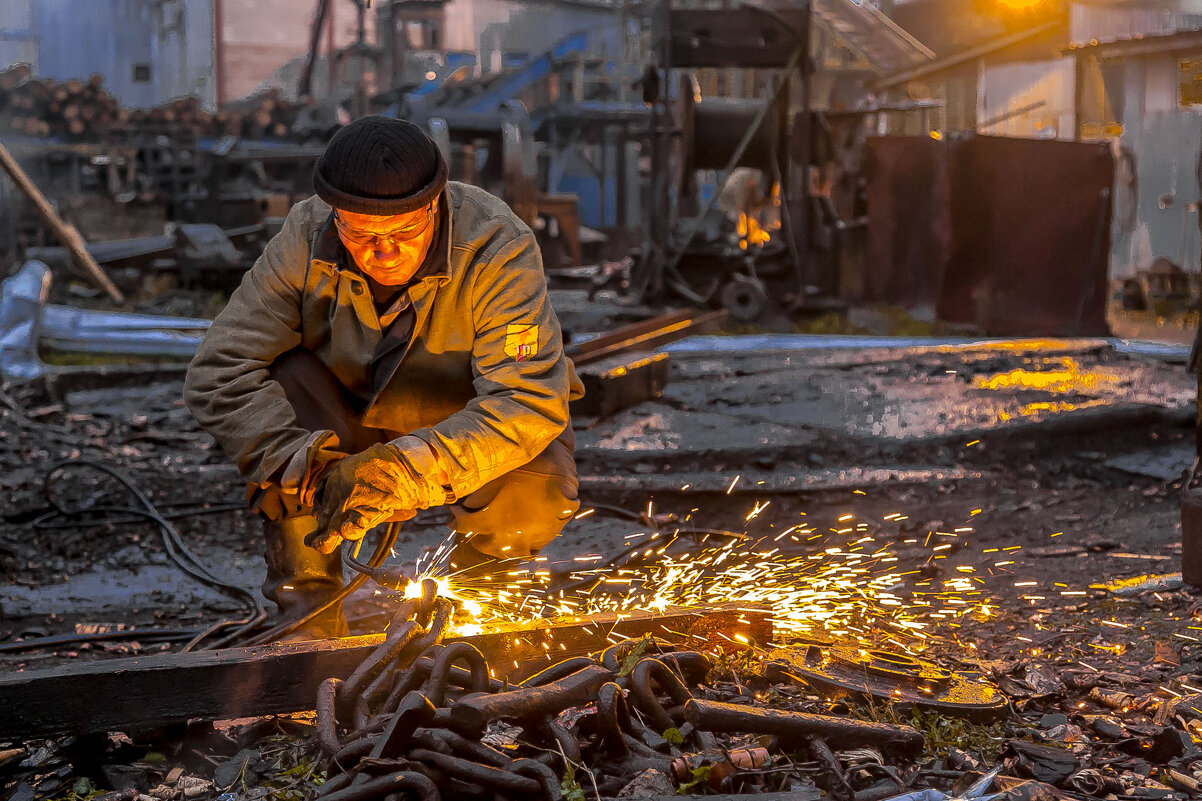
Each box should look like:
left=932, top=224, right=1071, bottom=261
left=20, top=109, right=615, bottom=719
left=262, top=513, right=348, bottom=640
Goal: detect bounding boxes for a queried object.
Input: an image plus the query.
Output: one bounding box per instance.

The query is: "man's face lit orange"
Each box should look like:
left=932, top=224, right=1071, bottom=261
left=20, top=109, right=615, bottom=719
left=335, top=197, right=439, bottom=286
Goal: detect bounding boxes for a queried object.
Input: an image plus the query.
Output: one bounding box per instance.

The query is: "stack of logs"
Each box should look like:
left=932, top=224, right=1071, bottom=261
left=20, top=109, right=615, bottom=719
left=315, top=581, right=925, bottom=801
left=0, top=64, right=317, bottom=142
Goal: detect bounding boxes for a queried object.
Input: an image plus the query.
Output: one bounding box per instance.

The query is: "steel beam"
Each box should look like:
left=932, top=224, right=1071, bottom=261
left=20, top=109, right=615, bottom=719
left=0, top=605, right=770, bottom=739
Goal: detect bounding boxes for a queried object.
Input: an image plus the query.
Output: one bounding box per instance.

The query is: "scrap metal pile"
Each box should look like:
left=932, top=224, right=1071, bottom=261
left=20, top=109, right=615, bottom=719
left=7, top=572, right=1202, bottom=799
left=307, top=581, right=926, bottom=801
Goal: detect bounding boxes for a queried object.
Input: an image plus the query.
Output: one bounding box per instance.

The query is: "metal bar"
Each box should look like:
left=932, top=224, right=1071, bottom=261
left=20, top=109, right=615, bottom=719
left=42, top=306, right=212, bottom=331
left=567, top=309, right=727, bottom=366
left=0, top=605, right=770, bottom=739
left=37, top=305, right=210, bottom=357
left=873, top=21, right=1061, bottom=91
left=976, top=100, right=1047, bottom=131
left=683, top=699, right=924, bottom=751
left=567, top=310, right=693, bottom=357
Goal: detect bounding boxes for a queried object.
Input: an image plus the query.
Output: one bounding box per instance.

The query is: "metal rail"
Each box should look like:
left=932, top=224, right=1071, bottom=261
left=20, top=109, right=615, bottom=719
left=566, top=309, right=728, bottom=366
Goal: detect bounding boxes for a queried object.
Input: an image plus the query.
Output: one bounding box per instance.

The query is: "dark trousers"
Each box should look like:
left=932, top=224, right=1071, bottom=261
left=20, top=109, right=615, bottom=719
left=266, top=347, right=579, bottom=559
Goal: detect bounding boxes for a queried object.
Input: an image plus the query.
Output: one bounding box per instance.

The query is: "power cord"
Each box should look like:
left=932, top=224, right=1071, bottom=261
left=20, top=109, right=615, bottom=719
left=31, top=459, right=267, bottom=651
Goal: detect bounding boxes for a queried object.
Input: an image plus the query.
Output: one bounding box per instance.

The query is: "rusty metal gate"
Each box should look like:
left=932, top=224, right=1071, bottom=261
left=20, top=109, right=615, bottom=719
left=864, top=134, right=1113, bottom=336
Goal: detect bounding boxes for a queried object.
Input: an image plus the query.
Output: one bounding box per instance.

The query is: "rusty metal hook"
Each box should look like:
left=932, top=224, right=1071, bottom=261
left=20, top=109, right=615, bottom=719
left=339, top=619, right=421, bottom=723
left=507, top=758, right=563, bottom=801
left=595, top=681, right=632, bottom=756
left=377, top=651, right=435, bottom=719
left=423, top=641, right=491, bottom=707
left=537, top=718, right=583, bottom=764
left=628, top=657, right=694, bottom=734
left=448, top=663, right=613, bottom=737
left=519, top=656, right=597, bottom=688
left=656, top=651, right=711, bottom=687
left=316, top=677, right=344, bottom=758
left=401, top=598, right=456, bottom=659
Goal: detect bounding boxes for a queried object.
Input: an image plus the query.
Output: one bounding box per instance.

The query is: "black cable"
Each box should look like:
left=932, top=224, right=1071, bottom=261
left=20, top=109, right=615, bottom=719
left=36, top=459, right=266, bottom=651
left=31, top=501, right=245, bottom=531
left=0, top=628, right=199, bottom=654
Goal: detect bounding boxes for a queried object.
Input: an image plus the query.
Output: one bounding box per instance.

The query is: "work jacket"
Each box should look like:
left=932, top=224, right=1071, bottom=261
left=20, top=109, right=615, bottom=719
left=184, top=181, right=582, bottom=504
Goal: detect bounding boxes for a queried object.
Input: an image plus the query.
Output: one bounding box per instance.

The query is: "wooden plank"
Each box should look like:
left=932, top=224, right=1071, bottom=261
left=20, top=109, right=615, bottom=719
left=572, top=351, right=670, bottom=418
left=0, top=605, right=771, bottom=739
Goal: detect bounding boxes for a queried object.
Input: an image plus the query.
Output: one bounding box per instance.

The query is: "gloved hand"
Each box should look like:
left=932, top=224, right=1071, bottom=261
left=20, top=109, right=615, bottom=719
left=308, top=442, right=428, bottom=554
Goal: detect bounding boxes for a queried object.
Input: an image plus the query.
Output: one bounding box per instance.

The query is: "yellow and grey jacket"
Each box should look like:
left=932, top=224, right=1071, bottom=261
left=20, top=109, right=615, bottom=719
left=184, top=181, right=582, bottom=505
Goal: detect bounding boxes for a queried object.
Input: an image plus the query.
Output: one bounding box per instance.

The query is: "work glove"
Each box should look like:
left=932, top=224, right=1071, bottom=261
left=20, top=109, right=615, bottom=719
left=308, top=442, right=430, bottom=554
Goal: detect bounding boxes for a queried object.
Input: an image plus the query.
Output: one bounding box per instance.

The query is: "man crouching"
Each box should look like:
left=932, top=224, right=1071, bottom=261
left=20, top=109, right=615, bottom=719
left=185, top=116, right=581, bottom=639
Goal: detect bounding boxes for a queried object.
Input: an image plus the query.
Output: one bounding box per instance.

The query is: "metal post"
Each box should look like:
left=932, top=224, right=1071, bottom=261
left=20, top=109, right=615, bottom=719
left=796, top=0, right=813, bottom=297
left=644, top=0, right=671, bottom=299
left=213, top=0, right=225, bottom=107
left=616, top=120, right=629, bottom=240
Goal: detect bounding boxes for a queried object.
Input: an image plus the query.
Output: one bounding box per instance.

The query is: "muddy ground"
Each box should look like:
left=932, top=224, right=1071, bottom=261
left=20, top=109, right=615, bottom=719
left=0, top=298, right=1197, bottom=683
left=4, top=294, right=1202, bottom=798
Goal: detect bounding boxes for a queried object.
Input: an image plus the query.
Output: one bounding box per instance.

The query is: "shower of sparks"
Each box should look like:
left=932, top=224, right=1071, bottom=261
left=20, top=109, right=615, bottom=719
left=385, top=493, right=1198, bottom=671
left=388, top=497, right=1028, bottom=654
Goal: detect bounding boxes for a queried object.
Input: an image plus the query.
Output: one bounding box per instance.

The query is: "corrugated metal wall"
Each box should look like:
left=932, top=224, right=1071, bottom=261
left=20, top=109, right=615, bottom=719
left=32, top=0, right=157, bottom=107
left=0, top=0, right=215, bottom=109
left=156, top=1, right=217, bottom=109
left=978, top=59, right=1075, bottom=140
left=1070, top=3, right=1202, bottom=47
left=1111, top=111, right=1202, bottom=279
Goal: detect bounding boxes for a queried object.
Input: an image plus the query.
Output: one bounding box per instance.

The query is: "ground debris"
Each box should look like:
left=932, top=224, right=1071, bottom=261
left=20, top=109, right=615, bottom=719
left=1003, top=739, right=1080, bottom=784
left=617, top=768, right=674, bottom=797
left=998, top=665, right=1065, bottom=700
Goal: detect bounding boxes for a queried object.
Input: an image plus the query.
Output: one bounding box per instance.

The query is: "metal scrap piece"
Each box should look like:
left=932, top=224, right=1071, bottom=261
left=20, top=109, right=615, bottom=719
left=767, top=644, right=1008, bottom=721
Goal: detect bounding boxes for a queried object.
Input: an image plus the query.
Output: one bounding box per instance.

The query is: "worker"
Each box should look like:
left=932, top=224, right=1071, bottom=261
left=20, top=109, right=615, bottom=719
left=184, top=116, right=582, bottom=638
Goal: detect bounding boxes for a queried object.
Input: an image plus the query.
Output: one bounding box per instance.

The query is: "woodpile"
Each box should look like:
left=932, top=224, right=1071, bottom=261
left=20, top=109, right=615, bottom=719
left=0, top=64, right=321, bottom=143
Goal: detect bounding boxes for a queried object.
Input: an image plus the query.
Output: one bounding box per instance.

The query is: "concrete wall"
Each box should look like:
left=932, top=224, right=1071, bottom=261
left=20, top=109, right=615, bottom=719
left=219, top=0, right=375, bottom=103
left=978, top=58, right=1075, bottom=140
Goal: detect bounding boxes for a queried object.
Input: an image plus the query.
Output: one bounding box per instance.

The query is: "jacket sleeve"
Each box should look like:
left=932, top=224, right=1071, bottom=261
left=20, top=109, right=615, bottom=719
left=392, top=227, right=574, bottom=501
left=183, top=205, right=314, bottom=486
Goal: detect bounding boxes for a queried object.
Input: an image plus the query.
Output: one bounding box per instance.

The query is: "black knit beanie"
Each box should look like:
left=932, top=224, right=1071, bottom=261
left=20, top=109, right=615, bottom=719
left=313, top=116, right=448, bottom=215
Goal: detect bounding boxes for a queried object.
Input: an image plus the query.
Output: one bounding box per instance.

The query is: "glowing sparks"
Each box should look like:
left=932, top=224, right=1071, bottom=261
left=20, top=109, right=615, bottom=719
left=381, top=499, right=1021, bottom=652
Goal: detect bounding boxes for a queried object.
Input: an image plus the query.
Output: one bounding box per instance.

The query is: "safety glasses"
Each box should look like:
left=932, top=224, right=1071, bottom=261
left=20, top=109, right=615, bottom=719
left=334, top=203, right=435, bottom=248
